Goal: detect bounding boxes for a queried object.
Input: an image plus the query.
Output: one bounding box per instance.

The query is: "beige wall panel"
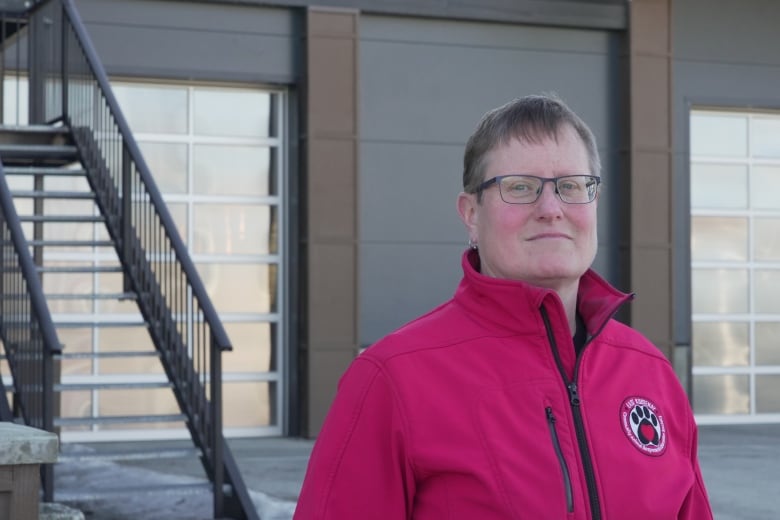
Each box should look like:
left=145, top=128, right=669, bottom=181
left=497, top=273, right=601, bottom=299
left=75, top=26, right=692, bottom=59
left=630, top=151, right=670, bottom=246
left=307, top=349, right=357, bottom=433
left=303, top=8, right=359, bottom=435
left=309, top=9, right=358, bottom=35
left=629, top=0, right=673, bottom=363
left=308, top=139, right=357, bottom=241
left=308, top=243, right=357, bottom=347
left=631, top=246, right=672, bottom=354
left=308, top=39, right=357, bottom=137
left=631, top=55, right=670, bottom=151
left=630, top=0, right=670, bottom=56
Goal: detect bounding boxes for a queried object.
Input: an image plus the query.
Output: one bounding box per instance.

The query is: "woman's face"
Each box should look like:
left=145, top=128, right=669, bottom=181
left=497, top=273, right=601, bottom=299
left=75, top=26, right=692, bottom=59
left=457, top=125, right=599, bottom=291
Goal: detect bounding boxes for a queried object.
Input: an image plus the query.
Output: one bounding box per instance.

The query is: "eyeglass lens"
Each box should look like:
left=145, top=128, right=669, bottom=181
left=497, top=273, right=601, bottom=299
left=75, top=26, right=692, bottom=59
left=498, top=175, right=598, bottom=204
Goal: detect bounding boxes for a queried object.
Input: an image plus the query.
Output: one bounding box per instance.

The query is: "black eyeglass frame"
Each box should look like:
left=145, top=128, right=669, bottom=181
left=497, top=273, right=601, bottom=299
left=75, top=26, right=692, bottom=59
left=475, top=174, right=602, bottom=204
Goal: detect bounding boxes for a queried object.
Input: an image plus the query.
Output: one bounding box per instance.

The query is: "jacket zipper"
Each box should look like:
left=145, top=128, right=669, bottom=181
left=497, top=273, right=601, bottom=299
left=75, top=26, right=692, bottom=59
left=541, top=306, right=602, bottom=520
left=546, top=407, right=574, bottom=513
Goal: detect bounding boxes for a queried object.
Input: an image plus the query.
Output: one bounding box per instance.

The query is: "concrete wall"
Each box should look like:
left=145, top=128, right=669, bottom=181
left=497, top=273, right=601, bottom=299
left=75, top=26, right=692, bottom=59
left=358, top=14, right=627, bottom=345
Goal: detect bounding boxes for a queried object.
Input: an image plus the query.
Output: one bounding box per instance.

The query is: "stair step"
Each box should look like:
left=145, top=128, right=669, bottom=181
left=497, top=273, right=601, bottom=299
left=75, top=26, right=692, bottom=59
left=55, top=380, right=173, bottom=391
left=3, top=165, right=86, bottom=176
left=37, top=265, right=122, bottom=274
left=19, top=214, right=103, bottom=223
left=57, top=446, right=200, bottom=463
left=0, top=339, right=63, bottom=353
left=45, top=291, right=137, bottom=300
left=0, top=143, right=78, bottom=164
left=0, top=124, right=70, bottom=135
left=55, top=413, right=187, bottom=427
left=56, top=350, right=160, bottom=360
left=10, top=189, right=94, bottom=199
left=53, top=320, right=147, bottom=328
left=0, top=125, right=71, bottom=147
left=27, top=239, right=113, bottom=247
left=2, top=319, right=146, bottom=329
left=53, top=482, right=213, bottom=503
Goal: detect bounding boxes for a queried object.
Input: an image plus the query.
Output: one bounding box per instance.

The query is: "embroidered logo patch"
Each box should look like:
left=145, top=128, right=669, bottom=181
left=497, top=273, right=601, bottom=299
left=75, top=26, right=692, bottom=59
left=620, top=396, right=667, bottom=456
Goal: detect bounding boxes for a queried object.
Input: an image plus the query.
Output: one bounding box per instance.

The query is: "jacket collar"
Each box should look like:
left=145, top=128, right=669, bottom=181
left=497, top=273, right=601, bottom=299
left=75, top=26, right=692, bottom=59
left=454, top=249, right=632, bottom=337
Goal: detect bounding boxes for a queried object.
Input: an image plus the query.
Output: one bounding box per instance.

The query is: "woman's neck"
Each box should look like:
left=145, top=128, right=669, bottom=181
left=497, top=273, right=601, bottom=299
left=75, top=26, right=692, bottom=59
left=555, top=283, right=579, bottom=335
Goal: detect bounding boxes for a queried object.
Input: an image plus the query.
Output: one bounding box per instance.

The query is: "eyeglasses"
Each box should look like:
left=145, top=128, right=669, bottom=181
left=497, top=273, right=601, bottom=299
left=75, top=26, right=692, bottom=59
left=476, top=174, right=601, bottom=204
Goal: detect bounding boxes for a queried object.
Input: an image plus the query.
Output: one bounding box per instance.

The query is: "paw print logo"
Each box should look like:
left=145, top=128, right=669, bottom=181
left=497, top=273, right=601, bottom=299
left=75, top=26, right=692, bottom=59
left=620, top=397, right=667, bottom=456
left=630, top=405, right=660, bottom=446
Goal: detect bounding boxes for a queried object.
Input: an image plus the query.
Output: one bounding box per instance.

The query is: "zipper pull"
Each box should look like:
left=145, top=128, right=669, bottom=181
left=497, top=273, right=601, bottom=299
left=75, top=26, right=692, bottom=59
left=546, top=407, right=555, bottom=423
left=568, top=382, right=581, bottom=406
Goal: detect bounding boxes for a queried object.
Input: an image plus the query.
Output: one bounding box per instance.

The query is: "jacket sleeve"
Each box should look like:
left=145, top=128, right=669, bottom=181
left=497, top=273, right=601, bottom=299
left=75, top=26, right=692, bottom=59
left=294, top=356, right=416, bottom=519
left=678, top=417, right=714, bottom=519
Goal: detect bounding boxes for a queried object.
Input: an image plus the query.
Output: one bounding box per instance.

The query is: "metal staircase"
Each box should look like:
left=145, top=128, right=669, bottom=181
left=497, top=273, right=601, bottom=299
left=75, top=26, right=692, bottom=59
left=0, top=1, right=259, bottom=518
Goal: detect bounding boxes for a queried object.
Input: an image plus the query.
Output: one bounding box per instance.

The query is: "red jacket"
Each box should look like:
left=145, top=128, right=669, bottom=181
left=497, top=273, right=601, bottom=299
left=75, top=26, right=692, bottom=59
left=295, top=250, right=713, bottom=519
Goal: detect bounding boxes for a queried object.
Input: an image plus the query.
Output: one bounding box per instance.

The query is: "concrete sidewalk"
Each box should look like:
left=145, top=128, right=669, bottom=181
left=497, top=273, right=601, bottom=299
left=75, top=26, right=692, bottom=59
left=55, top=423, right=780, bottom=519
left=697, top=423, right=779, bottom=520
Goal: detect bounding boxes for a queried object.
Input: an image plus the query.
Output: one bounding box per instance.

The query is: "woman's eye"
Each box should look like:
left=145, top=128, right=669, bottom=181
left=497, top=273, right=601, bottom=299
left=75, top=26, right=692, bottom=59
left=507, top=182, right=532, bottom=192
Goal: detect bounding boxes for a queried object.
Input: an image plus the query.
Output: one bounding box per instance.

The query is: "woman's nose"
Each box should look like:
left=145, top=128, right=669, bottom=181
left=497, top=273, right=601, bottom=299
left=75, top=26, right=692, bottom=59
left=534, top=182, right=564, bottom=216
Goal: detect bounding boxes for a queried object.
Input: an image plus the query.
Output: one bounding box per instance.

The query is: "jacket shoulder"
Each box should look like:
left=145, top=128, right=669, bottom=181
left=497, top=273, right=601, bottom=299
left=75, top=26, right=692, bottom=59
left=598, top=319, right=671, bottom=364
left=362, top=299, right=479, bottom=362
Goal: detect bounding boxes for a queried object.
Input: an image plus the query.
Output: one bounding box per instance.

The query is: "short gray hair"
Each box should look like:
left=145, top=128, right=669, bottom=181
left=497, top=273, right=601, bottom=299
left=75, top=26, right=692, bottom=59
left=462, top=94, right=601, bottom=198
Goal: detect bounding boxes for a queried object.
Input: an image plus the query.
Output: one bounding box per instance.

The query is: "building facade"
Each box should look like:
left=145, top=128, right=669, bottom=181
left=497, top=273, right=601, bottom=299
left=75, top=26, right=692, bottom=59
left=21, top=0, right=777, bottom=439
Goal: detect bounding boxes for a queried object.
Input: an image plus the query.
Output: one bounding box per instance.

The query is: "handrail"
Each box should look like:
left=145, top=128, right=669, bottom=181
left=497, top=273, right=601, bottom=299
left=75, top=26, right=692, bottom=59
left=0, top=159, right=61, bottom=499
left=0, top=3, right=62, bottom=501
left=59, top=0, right=231, bottom=353
left=0, top=163, right=62, bottom=424
left=23, top=0, right=256, bottom=518
left=0, top=0, right=257, bottom=515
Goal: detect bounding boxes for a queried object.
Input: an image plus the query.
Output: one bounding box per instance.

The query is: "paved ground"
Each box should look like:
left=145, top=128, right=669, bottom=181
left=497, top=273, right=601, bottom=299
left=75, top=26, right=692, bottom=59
left=697, top=423, right=780, bottom=520
left=53, top=423, right=780, bottom=519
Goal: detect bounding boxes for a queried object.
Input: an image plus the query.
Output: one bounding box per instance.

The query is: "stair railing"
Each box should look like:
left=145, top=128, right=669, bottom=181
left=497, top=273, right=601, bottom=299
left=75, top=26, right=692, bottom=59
left=0, top=162, right=62, bottom=496
left=0, top=1, right=63, bottom=502
left=0, top=162, right=61, bottom=431
left=23, top=1, right=258, bottom=518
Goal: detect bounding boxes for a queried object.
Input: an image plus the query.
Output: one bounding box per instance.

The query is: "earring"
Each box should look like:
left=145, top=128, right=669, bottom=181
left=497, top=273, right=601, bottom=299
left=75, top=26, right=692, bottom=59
left=468, top=238, right=478, bottom=250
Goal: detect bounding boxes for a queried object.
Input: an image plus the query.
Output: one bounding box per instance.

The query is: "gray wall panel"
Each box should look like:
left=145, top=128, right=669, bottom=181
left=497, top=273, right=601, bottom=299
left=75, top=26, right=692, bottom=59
left=209, top=0, right=626, bottom=30
left=359, top=14, right=623, bottom=344
left=362, top=45, right=614, bottom=144
left=673, top=0, right=780, bottom=66
left=674, top=63, right=780, bottom=107
left=672, top=0, right=780, bottom=346
left=360, top=243, right=465, bottom=348
left=595, top=148, right=628, bottom=285
left=361, top=25, right=616, bottom=144
left=73, top=0, right=297, bottom=83
left=360, top=142, right=463, bottom=244
left=361, top=15, right=615, bottom=50
left=76, top=0, right=294, bottom=32
left=81, top=24, right=295, bottom=82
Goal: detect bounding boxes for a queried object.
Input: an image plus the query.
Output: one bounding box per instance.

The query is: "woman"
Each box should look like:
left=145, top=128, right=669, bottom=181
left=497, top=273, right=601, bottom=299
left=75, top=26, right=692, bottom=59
left=294, top=94, right=712, bottom=519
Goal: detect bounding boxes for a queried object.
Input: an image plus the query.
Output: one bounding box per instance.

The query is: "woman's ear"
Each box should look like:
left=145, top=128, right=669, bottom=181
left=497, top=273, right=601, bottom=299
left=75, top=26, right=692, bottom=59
left=457, top=191, right=478, bottom=236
